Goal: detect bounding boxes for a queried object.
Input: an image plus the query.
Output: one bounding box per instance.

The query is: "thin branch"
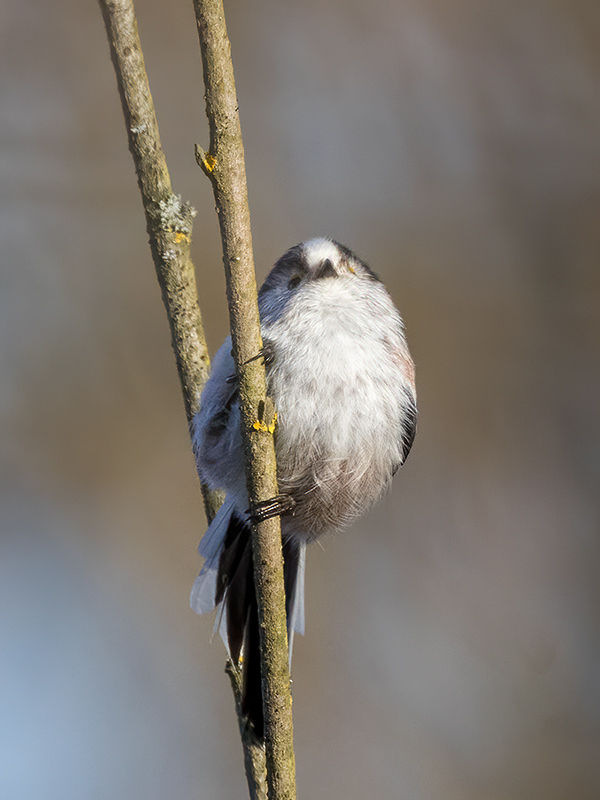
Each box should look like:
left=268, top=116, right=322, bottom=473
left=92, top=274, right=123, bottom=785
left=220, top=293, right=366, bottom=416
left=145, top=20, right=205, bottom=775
left=98, top=0, right=221, bottom=520
left=192, top=2, right=297, bottom=799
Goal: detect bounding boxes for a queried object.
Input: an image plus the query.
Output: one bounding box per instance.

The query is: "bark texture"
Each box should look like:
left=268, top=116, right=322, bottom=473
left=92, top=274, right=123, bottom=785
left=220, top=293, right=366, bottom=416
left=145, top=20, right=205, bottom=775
left=192, top=1, right=297, bottom=798
left=98, top=0, right=221, bottom=520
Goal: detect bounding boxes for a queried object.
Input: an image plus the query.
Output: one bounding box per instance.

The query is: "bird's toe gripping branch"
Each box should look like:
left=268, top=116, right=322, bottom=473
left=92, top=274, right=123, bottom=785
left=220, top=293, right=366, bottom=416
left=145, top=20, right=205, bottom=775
left=250, top=494, right=297, bottom=524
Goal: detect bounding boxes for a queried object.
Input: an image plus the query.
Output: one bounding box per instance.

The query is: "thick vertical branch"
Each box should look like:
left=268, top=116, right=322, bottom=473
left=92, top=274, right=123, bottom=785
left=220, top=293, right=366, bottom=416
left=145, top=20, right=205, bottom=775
left=192, top=2, right=297, bottom=799
left=98, top=0, right=221, bottom=521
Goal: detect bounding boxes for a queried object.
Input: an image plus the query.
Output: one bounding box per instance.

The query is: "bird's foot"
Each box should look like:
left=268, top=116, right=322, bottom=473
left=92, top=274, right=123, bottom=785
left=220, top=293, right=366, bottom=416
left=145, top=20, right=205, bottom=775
left=243, top=340, right=274, bottom=368
left=249, top=494, right=296, bottom=524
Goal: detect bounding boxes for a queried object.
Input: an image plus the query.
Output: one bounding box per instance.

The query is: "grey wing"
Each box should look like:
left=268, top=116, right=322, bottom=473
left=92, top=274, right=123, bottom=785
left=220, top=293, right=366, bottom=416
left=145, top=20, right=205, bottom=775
left=190, top=495, right=236, bottom=615
left=193, top=337, right=243, bottom=494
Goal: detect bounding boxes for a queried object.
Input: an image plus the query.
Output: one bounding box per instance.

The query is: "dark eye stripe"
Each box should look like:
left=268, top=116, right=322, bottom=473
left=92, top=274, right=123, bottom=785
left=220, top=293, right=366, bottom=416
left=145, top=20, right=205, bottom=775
left=287, top=275, right=301, bottom=290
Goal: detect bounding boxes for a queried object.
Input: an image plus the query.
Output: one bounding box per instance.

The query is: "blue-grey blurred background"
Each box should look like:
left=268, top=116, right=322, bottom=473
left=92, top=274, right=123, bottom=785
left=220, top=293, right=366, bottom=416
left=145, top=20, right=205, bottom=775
left=2, top=0, right=600, bottom=797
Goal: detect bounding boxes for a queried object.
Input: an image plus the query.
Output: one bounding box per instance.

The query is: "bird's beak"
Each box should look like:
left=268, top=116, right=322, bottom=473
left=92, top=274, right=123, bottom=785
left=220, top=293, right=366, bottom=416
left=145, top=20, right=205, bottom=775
left=312, top=258, right=338, bottom=280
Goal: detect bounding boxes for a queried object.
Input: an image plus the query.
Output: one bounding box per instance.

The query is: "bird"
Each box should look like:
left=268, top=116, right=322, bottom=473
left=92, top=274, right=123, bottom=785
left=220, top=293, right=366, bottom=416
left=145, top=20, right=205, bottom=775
left=191, top=237, right=416, bottom=738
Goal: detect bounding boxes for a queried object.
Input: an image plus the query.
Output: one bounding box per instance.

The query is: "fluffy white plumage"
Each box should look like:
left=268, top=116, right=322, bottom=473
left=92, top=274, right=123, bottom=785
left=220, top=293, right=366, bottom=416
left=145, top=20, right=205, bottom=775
left=195, top=237, right=416, bottom=540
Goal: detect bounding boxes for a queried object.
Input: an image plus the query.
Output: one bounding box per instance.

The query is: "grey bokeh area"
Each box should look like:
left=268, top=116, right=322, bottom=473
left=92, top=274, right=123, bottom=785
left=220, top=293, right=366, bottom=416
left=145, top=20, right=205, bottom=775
left=2, top=1, right=600, bottom=798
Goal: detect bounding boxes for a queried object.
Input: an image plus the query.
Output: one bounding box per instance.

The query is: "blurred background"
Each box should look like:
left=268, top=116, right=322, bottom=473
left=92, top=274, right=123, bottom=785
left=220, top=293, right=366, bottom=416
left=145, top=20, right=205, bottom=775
left=2, top=0, right=600, bottom=797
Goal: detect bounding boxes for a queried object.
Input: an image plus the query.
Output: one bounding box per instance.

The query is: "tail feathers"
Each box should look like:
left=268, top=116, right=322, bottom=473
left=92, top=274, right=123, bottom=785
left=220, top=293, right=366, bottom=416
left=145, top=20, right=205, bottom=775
left=283, top=538, right=306, bottom=663
left=191, top=499, right=306, bottom=740
left=239, top=537, right=305, bottom=738
left=220, top=515, right=253, bottom=663
left=190, top=496, right=235, bottom=615
left=241, top=596, right=264, bottom=736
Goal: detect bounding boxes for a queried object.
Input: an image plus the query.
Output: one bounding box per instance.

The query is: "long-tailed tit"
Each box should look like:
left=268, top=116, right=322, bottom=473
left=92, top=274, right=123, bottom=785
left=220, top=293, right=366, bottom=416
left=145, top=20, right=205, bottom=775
left=191, top=238, right=416, bottom=737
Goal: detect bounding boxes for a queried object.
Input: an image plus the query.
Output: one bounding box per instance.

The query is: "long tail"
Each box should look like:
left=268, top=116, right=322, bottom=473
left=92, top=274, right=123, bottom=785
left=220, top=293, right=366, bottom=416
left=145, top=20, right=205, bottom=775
left=191, top=498, right=305, bottom=739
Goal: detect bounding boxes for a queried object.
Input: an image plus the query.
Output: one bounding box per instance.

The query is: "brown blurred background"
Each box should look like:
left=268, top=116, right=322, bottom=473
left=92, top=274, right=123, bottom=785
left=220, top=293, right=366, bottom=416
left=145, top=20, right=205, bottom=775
left=2, top=0, right=600, bottom=797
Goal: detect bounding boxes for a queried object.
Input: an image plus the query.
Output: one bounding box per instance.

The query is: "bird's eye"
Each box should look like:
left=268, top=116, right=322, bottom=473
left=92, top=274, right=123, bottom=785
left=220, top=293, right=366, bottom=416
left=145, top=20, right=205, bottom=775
left=287, top=275, right=301, bottom=290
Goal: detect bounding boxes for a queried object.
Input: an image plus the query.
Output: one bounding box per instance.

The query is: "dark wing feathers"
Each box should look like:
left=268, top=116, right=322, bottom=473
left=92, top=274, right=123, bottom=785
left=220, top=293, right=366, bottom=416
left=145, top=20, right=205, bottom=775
left=392, top=388, right=417, bottom=476
left=401, top=389, right=417, bottom=465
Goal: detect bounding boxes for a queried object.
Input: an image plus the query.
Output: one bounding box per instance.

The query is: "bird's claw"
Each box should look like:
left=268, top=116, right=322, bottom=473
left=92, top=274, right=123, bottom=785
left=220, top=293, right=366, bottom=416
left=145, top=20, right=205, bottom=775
left=243, top=341, right=274, bottom=368
left=249, top=494, right=296, bottom=524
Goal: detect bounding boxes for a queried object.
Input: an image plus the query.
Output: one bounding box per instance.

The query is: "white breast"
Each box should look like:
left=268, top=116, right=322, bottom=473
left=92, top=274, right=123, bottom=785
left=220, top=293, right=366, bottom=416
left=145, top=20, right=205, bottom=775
left=262, top=277, right=412, bottom=512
